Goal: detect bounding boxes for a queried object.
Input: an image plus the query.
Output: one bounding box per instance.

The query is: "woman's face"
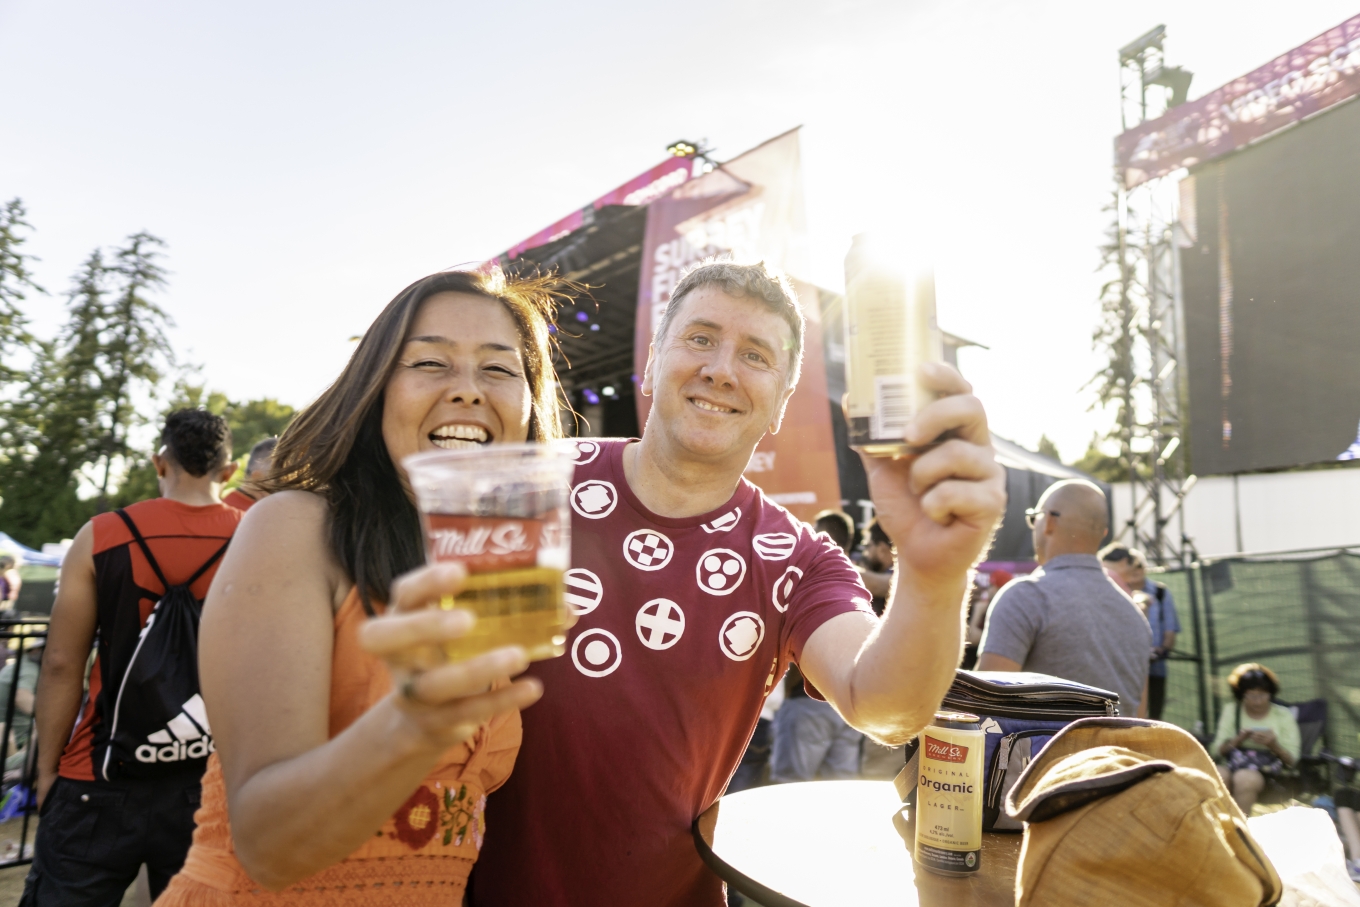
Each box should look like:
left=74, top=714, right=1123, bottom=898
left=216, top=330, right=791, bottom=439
left=1242, top=687, right=1272, bottom=714
left=382, top=292, right=532, bottom=471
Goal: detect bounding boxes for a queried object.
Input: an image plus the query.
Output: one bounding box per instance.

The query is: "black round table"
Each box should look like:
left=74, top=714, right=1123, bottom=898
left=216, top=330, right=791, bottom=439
left=693, top=780, right=1022, bottom=907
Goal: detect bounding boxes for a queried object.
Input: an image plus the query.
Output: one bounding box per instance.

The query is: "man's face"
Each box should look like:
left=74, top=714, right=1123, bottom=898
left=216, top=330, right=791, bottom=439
left=1031, top=494, right=1054, bottom=564
left=1127, top=561, right=1147, bottom=589
left=641, top=287, right=797, bottom=464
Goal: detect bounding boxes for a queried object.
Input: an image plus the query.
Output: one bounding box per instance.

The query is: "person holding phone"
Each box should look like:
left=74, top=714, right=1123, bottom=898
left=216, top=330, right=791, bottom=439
left=1211, top=662, right=1301, bottom=813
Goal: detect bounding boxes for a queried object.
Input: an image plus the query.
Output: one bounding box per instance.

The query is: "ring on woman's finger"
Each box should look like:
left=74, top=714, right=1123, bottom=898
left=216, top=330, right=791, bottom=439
left=401, top=673, right=425, bottom=705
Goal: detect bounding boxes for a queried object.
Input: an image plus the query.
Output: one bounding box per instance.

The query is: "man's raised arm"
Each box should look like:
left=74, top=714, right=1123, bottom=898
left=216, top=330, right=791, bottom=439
left=798, top=363, right=1006, bottom=744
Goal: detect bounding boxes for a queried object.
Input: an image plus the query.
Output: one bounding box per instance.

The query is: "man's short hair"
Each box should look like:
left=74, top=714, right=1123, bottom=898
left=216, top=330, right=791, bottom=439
left=1099, top=544, right=1145, bottom=568
left=864, top=518, right=891, bottom=549
left=246, top=436, right=278, bottom=477
left=161, top=409, right=233, bottom=478
left=813, top=509, right=854, bottom=553
left=1099, top=544, right=1132, bottom=564
left=655, top=260, right=805, bottom=386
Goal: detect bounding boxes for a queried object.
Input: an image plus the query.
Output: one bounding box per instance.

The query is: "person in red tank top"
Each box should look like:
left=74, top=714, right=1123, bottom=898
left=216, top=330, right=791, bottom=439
left=25, top=409, right=243, bottom=904
left=470, top=261, right=1008, bottom=906
left=221, top=437, right=278, bottom=512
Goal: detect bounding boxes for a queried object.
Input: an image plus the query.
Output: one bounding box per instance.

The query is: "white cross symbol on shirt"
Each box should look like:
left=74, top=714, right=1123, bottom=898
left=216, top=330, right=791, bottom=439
left=635, top=599, right=685, bottom=650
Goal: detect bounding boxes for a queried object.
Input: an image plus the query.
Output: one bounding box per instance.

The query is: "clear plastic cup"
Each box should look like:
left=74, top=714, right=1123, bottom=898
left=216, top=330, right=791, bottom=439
left=403, top=443, right=575, bottom=662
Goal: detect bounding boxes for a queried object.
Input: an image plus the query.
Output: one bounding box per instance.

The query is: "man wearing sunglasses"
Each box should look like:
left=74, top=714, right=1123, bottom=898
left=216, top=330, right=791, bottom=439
left=977, top=479, right=1151, bottom=717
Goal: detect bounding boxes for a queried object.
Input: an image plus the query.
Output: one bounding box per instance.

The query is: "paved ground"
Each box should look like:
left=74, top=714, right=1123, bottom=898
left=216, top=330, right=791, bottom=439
left=0, top=816, right=142, bottom=906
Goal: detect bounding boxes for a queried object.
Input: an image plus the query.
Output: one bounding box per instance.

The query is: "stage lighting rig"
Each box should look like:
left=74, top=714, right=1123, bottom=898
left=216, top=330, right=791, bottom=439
left=666, top=139, right=717, bottom=170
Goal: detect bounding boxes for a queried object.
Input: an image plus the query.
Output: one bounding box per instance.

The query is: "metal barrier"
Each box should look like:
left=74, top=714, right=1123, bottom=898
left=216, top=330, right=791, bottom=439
left=0, top=617, right=49, bottom=869
left=1157, top=547, right=1360, bottom=761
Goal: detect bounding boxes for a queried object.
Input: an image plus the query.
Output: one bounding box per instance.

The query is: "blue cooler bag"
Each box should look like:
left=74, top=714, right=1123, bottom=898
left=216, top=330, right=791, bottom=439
left=896, top=670, right=1119, bottom=832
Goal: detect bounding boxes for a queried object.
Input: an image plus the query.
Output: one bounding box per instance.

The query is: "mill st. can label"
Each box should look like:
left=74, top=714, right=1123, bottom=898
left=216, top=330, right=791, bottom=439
left=842, top=233, right=944, bottom=457
left=914, top=710, right=984, bottom=877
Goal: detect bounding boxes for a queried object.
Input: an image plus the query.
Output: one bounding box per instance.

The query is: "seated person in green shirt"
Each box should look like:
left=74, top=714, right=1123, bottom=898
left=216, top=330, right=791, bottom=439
left=0, top=638, right=41, bottom=779
left=1210, top=662, right=1301, bottom=813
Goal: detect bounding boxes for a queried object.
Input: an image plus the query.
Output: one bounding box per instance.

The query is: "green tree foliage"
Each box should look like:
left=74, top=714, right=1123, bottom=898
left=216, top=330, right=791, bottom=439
left=223, top=397, right=295, bottom=460
left=84, top=234, right=177, bottom=506
left=0, top=199, right=42, bottom=384
left=1036, top=434, right=1061, bottom=463
left=0, top=226, right=296, bottom=545
left=1073, top=437, right=1148, bottom=484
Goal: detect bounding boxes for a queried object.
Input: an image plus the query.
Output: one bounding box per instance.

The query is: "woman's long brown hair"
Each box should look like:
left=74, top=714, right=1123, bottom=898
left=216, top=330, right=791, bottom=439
left=262, top=269, right=570, bottom=612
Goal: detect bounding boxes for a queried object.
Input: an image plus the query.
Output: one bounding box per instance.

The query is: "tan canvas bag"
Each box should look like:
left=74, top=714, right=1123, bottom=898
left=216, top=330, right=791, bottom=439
left=1004, top=717, right=1282, bottom=907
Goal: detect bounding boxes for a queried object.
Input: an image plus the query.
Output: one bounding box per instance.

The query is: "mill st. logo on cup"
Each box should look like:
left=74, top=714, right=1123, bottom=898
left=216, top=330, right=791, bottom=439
left=923, top=735, right=969, bottom=764
left=424, top=515, right=541, bottom=573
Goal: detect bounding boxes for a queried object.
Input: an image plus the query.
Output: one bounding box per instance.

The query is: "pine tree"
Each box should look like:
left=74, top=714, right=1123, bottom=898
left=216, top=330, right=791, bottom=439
left=80, top=233, right=176, bottom=509
left=0, top=199, right=42, bottom=385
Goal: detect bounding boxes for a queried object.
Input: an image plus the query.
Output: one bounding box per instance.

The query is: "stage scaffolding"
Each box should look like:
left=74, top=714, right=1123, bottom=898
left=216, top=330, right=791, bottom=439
left=1110, top=26, right=1196, bottom=566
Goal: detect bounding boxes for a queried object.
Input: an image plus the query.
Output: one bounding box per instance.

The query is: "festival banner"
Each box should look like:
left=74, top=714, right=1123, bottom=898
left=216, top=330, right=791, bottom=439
left=498, top=156, right=700, bottom=262
left=633, top=129, right=842, bottom=521
left=1116, top=12, right=1360, bottom=188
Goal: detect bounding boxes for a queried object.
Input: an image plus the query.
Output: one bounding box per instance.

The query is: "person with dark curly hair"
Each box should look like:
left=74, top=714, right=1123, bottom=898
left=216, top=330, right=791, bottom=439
left=1210, top=662, right=1301, bottom=813
left=25, top=408, right=243, bottom=903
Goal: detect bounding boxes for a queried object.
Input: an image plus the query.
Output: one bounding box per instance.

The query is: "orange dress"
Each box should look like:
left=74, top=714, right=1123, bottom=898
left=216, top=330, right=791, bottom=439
left=156, top=588, right=522, bottom=905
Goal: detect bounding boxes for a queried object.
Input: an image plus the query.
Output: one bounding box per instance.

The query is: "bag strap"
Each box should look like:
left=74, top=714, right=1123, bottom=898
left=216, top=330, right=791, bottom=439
left=113, top=509, right=230, bottom=596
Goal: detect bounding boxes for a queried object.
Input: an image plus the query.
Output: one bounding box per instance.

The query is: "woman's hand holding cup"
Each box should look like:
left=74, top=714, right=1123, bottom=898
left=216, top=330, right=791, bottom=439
left=359, top=563, right=543, bottom=751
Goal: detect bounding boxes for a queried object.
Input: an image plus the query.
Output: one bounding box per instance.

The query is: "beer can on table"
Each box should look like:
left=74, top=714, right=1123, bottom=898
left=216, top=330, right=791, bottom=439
left=914, top=710, right=984, bottom=877
left=842, top=233, right=944, bottom=457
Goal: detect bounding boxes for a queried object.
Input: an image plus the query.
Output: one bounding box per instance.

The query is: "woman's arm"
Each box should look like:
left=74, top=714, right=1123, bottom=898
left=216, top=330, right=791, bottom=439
left=201, top=492, right=541, bottom=890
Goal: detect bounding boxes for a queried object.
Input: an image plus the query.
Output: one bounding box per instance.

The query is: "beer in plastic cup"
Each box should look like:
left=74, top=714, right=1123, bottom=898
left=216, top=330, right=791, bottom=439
left=403, top=443, right=574, bottom=662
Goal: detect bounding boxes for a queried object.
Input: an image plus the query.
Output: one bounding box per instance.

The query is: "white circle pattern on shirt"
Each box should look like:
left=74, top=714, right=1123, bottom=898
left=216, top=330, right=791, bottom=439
left=718, top=611, right=766, bottom=661
left=568, top=440, right=602, bottom=465
left=771, top=565, right=804, bottom=613
left=622, top=529, right=674, bottom=571
left=564, top=567, right=604, bottom=615
left=752, top=532, right=798, bottom=560
left=571, top=480, right=618, bottom=519
left=635, top=599, right=686, bottom=650
left=696, top=548, right=747, bottom=595
left=571, top=628, right=623, bottom=677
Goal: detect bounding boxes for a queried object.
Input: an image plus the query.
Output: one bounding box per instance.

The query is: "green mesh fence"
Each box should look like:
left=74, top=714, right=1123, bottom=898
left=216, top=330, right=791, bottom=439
left=1156, top=550, right=1360, bottom=759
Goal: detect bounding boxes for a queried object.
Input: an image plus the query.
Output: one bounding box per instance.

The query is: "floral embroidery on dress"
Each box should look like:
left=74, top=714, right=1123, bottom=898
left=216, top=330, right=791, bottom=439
left=438, top=783, right=488, bottom=849
left=390, top=785, right=441, bottom=849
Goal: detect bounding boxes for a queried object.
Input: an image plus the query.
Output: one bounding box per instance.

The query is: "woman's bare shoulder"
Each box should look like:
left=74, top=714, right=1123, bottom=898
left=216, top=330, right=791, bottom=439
left=229, top=490, right=350, bottom=609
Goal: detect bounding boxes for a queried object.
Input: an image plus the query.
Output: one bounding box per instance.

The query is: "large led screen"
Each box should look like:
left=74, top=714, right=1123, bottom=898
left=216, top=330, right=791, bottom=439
left=1181, top=96, right=1360, bottom=475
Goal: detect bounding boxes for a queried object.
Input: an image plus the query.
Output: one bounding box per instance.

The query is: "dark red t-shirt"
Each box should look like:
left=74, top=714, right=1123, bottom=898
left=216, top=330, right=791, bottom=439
left=472, top=439, right=872, bottom=906
left=59, top=498, right=241, bottom=781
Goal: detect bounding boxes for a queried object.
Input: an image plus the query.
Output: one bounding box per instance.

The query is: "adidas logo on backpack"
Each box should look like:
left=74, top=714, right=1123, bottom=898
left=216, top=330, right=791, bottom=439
left=135, top=694, right=216, bottom=764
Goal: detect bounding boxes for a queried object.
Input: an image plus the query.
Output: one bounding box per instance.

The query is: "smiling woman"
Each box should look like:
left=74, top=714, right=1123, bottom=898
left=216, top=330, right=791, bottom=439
left=154, top=269, right=575, bottom=905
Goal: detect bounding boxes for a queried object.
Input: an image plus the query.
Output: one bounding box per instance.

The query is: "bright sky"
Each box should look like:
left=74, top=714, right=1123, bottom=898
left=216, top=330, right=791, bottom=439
left=4, top=0, right=1356, bottom=463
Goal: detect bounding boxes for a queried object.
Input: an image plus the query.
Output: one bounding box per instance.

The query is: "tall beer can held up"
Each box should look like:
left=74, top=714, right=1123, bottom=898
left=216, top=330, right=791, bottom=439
left=842, top=233, right=944, bottom=456
left=403, top=443, right=575, bottom=663
left=914, top=711, right=984, bottom=877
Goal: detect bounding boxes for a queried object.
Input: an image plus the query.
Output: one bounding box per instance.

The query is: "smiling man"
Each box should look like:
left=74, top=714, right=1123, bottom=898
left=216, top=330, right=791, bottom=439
left=471, top=261, right=1006, bottom=907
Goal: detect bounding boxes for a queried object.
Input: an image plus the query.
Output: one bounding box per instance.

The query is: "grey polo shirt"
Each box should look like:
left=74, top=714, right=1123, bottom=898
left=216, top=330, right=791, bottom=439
left=979, top=553, right=1151, bottom=716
